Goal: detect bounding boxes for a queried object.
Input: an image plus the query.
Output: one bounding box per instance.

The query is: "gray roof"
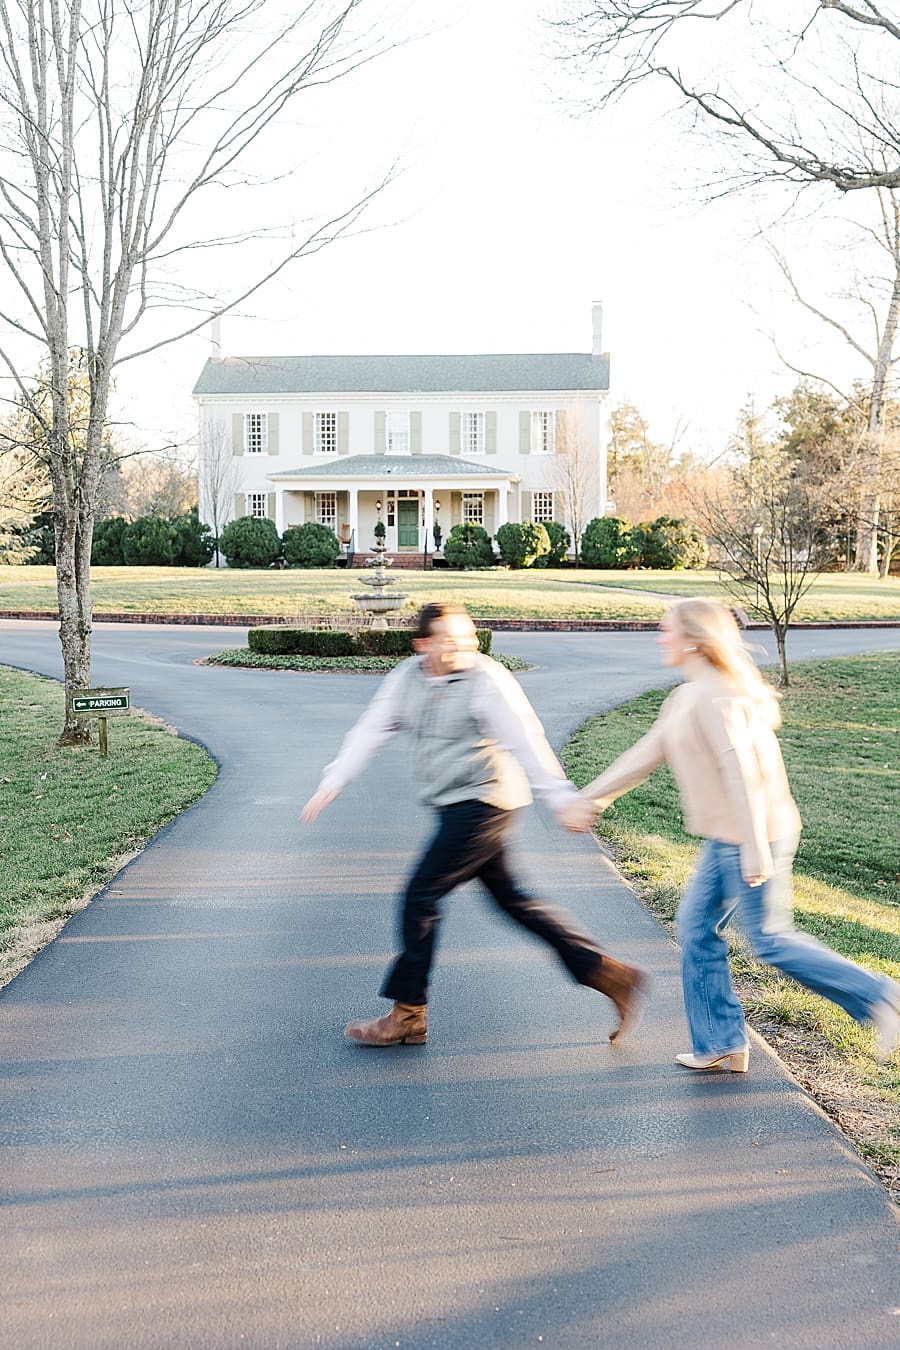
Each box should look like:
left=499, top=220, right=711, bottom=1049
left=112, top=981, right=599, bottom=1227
left=193, top=353, right=609, bottom=396
left=268, top=454, right=512, bottom=479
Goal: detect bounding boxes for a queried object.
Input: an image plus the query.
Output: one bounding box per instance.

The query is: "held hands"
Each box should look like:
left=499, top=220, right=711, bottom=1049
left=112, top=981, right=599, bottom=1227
left=556, top=796, right=599, bottom=834
left=300, top=787, right=337, bottom=825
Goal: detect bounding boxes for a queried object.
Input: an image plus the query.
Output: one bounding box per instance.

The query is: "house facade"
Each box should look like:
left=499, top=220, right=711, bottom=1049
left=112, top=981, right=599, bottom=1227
left=193, top=303, right=610, bottom=556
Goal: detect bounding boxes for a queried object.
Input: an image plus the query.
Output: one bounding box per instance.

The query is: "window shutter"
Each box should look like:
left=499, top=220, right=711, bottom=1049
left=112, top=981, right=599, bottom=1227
left=375, top=411, right=386, bottom=455
left=410, top=411, right=422, bottom=455
left=233, top=493, right=245, bottom=519
left=485, top=411, right=497, bottom=455
left=484, top=494, right=495, bottom=534
left=519, top=410, right=531, bottom=454
left=554, top=410, right=567, bottom=453
left=302, top=412, right=314, bottom=455
left=449, top=411, right=461, bottom=455
left=338, top=411, right=350, bottom=455
left=521, top=490, right=532, bottom=521
left=267, top=413, right=279, bottom=456
left=267, top=492, right=276, bottom=521
left=232, top=414, right=244, bottom=457
left=304, top=490, right=315, bottom=520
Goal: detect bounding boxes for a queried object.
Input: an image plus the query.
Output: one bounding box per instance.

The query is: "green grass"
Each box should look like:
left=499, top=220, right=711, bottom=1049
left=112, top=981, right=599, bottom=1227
left=204, top=649, right=530, bottom=673
left=562, top=652, right=900, bottom=1185
left=0, top=666, right=217, bottom=984
left=1, top=565, right=897, bottom=621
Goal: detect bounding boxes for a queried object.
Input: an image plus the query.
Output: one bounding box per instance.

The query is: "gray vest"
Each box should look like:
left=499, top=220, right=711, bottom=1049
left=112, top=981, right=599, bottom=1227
left=396, top=657, right=531, bottom=811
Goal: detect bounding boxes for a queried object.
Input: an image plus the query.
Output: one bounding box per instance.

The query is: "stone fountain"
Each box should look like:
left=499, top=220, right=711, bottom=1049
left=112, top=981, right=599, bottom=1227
left=352, top=534, right=409, bottom=629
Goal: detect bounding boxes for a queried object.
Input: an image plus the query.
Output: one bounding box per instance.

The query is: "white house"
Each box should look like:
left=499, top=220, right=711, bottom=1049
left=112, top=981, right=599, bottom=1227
left=193, top=302, right=610, bottom=557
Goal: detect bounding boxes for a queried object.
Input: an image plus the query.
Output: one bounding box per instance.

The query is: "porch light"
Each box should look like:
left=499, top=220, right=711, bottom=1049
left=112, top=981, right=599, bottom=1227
left=375, top=499, right=382, bottom=512
left=434, top=499, right=440, bottom=512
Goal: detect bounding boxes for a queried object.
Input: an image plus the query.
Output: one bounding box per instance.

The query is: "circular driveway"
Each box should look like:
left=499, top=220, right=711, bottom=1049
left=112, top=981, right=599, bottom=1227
left=0, top=620, right=898, bottom=1350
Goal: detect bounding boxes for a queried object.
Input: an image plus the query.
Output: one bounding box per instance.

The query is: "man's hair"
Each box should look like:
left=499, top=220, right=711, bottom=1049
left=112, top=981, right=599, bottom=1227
left=414, top=601, right=469, bottom=638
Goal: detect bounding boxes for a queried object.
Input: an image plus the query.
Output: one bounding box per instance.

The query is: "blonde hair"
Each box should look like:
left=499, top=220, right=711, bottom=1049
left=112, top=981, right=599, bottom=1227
left=666, top=599, right=779, bottom=716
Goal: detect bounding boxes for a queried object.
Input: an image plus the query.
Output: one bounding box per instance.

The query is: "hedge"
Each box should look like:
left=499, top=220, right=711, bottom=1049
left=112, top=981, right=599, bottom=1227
left=248, top=627, right=493, bottom=657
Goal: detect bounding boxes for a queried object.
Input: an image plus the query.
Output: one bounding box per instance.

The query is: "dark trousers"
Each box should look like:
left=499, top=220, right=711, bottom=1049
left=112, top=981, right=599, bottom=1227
left=380, top=800, right=608, bottom=1005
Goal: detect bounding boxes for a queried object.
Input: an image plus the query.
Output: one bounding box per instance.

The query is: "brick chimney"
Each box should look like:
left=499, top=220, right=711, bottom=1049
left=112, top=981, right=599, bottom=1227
left=591, top=300, right=603, bottom=358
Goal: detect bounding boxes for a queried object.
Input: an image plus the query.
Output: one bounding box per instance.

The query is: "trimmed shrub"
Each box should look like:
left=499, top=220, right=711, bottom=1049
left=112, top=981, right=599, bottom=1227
left=219, top=515, right=282, bottom=569
left=637, top=516, right=709, bottom=570
left=283, top=521, right=341, bottom=568
left=91, top=515, right=128, bottom=565
left=122, top=514, right=178, bottom=566
left=533, top=519, right=571, bottom=567
left=248, top=627, right=493, bottom=657
left=172, top=508, right=215, bottom=566
left=581, top=516, right=641, bottom=569
left=249, top=629, right=356, bottom=656
left=442, top=522, right=494, bottom=569
left=496, top=521, right=551, bottom=569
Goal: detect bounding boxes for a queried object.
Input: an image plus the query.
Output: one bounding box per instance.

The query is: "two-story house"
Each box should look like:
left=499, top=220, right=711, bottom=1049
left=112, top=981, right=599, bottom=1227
left=193, top=302, right=610, bottom=557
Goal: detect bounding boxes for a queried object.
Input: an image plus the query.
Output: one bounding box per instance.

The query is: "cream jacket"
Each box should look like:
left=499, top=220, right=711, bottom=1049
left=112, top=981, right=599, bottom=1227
left=580, top=668, right=802, bottom=881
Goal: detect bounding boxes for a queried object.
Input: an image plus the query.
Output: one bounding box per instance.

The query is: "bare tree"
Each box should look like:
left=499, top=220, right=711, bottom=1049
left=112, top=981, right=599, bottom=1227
left=549, top=409, right=600, bottom=561
left=552, top=2, right=900, bottom=192
left=199, top=417, right=240, bottom=566
left=696, top=406, right=836, bottom=684
left=763, top=188, right=900, bottom=571
left=0, top=0, right=395, bottom=742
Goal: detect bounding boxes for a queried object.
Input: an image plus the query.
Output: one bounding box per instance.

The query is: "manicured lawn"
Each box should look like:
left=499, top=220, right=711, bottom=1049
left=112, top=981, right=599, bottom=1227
left=0, top=667, right=217, bottom=986
left=1, top=565, right=897, bottom=621
left=562, top=653, right=900, bottom=1190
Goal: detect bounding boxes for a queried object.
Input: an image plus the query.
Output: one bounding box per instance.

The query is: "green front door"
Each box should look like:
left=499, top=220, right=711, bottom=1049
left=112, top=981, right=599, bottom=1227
left=397, top=498, right=419, bottom=549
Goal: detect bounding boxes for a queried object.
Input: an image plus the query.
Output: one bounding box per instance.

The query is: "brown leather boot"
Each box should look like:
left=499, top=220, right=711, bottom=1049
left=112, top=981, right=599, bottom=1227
left=345, top=1002, right=427, bottom=1047
left=585, top=957, right=646, bottom=1042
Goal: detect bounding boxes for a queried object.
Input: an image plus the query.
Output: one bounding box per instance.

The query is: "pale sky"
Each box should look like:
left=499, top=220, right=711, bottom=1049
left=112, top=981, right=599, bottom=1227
left=96, top=0, right=886, bottom=462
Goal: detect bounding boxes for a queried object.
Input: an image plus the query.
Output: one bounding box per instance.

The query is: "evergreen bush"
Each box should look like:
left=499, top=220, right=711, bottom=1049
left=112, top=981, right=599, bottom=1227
left=581, top=516, right=641, bottom=569
left=533, top=519, right=571, bottom=567
left=172, top=508, right=215, bottom=566
left=638, top=516, right=709, bottom=570
left=282, top=521, right=340, bottom=568
left=122, top=514, right=178, bottom=566
left=495, top=521, right=551, bottom=569
left=219, top=515, right=282, bottom=569
left=91, top=516, right=128, bottom=565
left=442, top=522, right=494, bottom=569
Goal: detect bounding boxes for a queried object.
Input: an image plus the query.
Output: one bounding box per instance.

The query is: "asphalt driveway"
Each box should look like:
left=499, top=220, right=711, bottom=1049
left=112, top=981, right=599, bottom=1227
left=1, top=621, right=898, bottom=1350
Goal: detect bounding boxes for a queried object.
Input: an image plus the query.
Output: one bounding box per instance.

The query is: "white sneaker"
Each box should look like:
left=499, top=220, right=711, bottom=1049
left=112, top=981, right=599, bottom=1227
left=871, top=996, right=900, bottom=1062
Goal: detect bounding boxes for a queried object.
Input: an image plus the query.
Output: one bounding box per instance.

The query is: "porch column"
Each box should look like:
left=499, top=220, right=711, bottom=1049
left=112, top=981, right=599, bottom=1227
left=496, top=486, right=508, bottom=528
left=274, top=490, right=285, bottom=535
left=348, top=488, right=359, bottom=550
left=423, top=487, right=434, bottom=549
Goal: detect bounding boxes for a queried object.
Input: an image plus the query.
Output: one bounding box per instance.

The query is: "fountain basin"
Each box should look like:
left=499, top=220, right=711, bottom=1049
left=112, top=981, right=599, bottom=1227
left=352, top=593, right=410, bottom=629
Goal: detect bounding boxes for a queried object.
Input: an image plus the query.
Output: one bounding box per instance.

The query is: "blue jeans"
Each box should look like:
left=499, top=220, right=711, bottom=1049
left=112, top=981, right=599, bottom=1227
left=676, top=836, right=890, bottom=1057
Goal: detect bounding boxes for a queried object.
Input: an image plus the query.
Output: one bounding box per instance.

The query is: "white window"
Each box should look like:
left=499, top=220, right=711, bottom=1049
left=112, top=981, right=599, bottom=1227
left=532, top=491, right=554, bottom=523
left=247, top=493, right=267, bottom=519
left=462, top=492, right=484, bottom=526
left=531, top=411, right=555, bottom=455
left=315, top=411, right=337, bottom=454
left=461, top=411, right=484, bottom=455
left=315, top=491, right=337, bottom=530
left=386, top=411, right=409, bottom=454
left=244, top=412, right=267, bottom=455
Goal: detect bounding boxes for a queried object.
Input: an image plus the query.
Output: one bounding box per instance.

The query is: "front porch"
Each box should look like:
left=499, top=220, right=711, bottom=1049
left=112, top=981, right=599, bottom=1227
left=267, top=454, right=519, bottom=559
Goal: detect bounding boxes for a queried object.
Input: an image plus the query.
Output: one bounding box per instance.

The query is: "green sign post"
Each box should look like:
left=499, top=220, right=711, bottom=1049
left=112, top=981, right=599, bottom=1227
left=72, top=687, right=130, bottom=757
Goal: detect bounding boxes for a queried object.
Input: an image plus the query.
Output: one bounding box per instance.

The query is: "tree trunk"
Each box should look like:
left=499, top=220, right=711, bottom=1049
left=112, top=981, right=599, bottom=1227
left=773, top=620, right=790, bottom=688
left=55, top=500, right=93, bottom=746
